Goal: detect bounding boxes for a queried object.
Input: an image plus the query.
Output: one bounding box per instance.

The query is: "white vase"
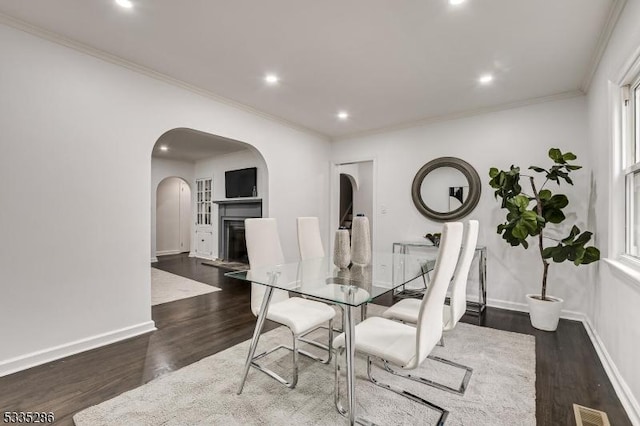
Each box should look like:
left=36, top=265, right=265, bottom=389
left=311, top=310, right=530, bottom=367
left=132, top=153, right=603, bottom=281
left=333, top=229, right=351, bottom=269
left=351, top=215, right=371, bottom=266
left=526, top=294, right=564, bottom=331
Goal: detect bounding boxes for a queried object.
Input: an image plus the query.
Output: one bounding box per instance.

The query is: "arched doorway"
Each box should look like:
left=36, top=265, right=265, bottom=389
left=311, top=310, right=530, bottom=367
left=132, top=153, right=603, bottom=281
left=156, top=177, right=192, bottom=256
left=150, top=128, right=269, bottom=263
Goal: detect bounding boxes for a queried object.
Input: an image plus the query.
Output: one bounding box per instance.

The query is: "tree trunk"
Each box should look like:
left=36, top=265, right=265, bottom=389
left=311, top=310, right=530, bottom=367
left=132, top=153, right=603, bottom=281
left=529, top=176, right=549, bottom=301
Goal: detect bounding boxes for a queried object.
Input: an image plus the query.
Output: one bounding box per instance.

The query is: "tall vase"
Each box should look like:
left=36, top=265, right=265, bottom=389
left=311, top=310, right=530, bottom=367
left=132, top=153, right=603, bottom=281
left=333, top=229, right=351, bottom=270
left=351, top=214, right=371, bottom=266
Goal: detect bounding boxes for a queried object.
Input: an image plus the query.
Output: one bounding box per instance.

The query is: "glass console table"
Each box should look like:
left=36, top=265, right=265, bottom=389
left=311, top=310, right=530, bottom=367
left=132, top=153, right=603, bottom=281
left=226, top=252, right=436, bottom=425
left=392, top=241, right=487, bottom=315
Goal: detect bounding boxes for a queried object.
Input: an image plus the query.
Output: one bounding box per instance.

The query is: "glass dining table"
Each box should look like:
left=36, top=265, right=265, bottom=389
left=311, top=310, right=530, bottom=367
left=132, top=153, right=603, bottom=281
left=226, top=252, right=436, bottom=425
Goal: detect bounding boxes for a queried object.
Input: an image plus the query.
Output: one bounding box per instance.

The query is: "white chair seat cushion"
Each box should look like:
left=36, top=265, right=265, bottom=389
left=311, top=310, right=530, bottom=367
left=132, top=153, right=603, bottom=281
left=382, top=299, right=454, bottom=330
left=333, top=317, right=417, bottom=368
left=266, top=297, right=336, bottom=335
left=381, top=298, right=421, bottom=323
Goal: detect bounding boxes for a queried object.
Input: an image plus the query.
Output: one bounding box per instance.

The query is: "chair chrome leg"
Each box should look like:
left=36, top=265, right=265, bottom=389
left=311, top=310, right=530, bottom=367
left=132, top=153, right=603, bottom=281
left=250, top=319, right=334, bottom=388
left=292, top=333, right=299, bottom=388
left=238, top=285, right=275, bottom=395
left=367, top=357, right=449, bottom=425
left=438, top=335, right=445, bottom=347
left=297, top=320, right=333, bottom=364
left=382, top=355, right=473, bottom=395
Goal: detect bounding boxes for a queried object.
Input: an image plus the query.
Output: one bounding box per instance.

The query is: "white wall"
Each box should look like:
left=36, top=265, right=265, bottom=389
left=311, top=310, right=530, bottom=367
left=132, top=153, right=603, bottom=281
left=333, top=96, right=593, bottom=315
left=585, top=0, right=640, bottom=421
left=194, top=149, right=268, bottom=259
left=0, top=22, right=330, bottom=375
left=151, top=157, right=195, bottom=260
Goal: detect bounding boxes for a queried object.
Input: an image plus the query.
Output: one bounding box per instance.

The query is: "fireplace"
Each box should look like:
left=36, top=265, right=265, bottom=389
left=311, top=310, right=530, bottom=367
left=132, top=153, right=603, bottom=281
left=213, top=199, right=262, bottom=263
left=224, top=220, right=248, bottom=263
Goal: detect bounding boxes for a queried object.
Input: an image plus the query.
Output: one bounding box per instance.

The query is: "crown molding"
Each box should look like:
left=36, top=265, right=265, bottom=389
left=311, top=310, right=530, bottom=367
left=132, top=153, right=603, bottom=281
left=0, top=13, right=330, bottom=141
left=333, top=90, right=585, bottom=142
left=580, top=0, right=628, bottom=93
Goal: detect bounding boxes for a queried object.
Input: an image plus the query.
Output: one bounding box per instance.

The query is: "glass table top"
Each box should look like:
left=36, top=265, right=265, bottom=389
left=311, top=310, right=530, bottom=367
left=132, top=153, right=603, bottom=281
left=225, top=252, right=437, bottom=307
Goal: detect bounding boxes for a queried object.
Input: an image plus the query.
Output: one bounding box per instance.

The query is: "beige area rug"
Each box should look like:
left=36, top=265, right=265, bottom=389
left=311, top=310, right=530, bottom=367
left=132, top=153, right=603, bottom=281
left=201, top=259, right=249, bottom=272
left=151, top=268, right=220, bottom=306
left=74, top=305, right=535, bottom=425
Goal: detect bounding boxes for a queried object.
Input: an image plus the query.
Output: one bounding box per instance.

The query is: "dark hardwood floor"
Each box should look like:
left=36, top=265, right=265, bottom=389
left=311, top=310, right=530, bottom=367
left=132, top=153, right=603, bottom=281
left=0, top=253, right=631, bottom=425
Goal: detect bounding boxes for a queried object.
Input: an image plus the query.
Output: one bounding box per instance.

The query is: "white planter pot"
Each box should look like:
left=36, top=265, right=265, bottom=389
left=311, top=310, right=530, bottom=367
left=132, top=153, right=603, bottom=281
left=526, top=294, right=564, bottom=331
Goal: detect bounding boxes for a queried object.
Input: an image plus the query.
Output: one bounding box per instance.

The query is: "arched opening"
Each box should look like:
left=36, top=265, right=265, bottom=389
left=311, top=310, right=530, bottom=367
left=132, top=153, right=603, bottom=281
left=156, top=177, right=192, bottom=256
left=150, top=127, right=269, bottom=269
left=339, top=173, right=355, bottom=230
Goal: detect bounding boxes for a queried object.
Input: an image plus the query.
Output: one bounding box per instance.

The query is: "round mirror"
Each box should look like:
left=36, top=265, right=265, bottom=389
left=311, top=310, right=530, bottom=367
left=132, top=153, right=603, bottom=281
left=411, top=157, right=481, bottom=222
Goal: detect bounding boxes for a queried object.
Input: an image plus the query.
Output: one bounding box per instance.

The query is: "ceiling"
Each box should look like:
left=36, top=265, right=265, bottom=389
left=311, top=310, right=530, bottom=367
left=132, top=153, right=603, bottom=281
left=0, top=0, right=615, bottom=138
left=152, top=128, right=249, bottom=163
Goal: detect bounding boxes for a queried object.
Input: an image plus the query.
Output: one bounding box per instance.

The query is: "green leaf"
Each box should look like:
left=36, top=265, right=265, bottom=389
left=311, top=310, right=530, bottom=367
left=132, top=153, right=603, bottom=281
left=512, top=224, right=528, bottom=239
left=542, top=247, right=555, bottom=258
left=552, top=247, right=568, bottom=262
left=562, top=225, right=581, bottom=243
left=514, top=195, right=530, bottom=210
left=549, top=148, right=563, bottom=163
left=489, top=167, right=499, bottom=178
left=544, top=209, right=566, bottom=224
left=538, top=189, right=552, bottom=200
left=582, top=247, right=601, bottom=264
left=546, top=194, right=569, bottom=209
left=529, top=166, right=547, bottom=173
left=562, top=152, right=577, bottom=161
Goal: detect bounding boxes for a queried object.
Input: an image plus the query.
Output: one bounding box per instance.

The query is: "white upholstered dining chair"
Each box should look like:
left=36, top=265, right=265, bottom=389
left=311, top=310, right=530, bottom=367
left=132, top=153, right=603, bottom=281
left=381, top=219, right=479, bottom=395
left=333, top=222, right=463, bottom=424
left=297, top=216, right=325, bottom=260
left=245, top=218, right=336, bottom=389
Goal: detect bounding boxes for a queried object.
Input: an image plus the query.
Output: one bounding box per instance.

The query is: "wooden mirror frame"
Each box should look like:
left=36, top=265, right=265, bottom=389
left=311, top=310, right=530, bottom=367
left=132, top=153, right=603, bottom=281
left=411, top=157, right=481, bottom=222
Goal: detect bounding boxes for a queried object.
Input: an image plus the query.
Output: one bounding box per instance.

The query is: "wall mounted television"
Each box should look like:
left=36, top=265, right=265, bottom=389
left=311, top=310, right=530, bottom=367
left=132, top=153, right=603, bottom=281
left=225, top=167, right=257, bottom=198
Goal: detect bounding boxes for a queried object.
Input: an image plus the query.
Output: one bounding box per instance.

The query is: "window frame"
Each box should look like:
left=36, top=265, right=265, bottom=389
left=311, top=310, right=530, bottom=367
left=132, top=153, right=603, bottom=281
left=623, top=75, right=640, bottom=257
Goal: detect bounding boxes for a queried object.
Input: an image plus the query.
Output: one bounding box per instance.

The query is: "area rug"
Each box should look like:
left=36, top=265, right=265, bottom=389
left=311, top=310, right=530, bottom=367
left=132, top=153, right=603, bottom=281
left=151, top=268, right=220, bottom=306
left=201, top=259, right=249, bottom=272
left=74, top=305, right=535, bottom=425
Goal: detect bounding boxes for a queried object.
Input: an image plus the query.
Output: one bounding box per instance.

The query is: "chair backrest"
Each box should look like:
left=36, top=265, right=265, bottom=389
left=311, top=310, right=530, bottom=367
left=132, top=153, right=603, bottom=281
left=297, top=217, right=325, bottom=260
left=446, top=220, right=480, bottom=330
left=411, top=222, right=463, bottom=369
left=245, top=218, right=289, bottom=316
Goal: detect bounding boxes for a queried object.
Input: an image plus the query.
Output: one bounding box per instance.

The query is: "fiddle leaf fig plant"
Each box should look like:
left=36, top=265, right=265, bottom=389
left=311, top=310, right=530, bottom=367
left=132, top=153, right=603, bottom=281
left=489, top=148, right=600, bottom=301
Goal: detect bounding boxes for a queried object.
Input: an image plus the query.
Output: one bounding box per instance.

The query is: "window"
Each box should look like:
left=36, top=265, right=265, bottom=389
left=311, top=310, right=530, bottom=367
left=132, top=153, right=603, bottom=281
left=624, top=75, right=640, bottom=256
left=196, top=178, right=212, bottom=226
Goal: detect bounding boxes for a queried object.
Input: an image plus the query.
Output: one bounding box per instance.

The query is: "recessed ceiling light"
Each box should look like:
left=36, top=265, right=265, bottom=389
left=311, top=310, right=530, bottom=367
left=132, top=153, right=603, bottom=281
left=115, top=0, right=133, bottom=8
left=337, top=111, right=349, bottom=120
left=479, top=74, right=494, bottom=84
left=449, top=0, right=466, bottom=5
left=265, top=74, right=279, bottom=84
left=159, top=145, right=168, bottom=151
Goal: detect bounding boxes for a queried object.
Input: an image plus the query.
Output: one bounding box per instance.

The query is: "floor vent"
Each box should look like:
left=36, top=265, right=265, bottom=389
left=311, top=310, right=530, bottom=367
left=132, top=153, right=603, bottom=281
left=574, top=404, right=610, bottom=426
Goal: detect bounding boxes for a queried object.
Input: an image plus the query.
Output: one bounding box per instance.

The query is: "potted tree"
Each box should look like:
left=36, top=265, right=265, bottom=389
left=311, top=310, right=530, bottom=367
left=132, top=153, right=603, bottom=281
left=489, top=148, right=600, bottom=331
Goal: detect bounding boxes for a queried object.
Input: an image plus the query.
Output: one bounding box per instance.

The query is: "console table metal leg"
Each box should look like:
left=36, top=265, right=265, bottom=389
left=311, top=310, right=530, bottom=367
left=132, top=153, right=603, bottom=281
left=479, top=248, right=487, bottom=312
left=237, top=283, right=275, bottom=395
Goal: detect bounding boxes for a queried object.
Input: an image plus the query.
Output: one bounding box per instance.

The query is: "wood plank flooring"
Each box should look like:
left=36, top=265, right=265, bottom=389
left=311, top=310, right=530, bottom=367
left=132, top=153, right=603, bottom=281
left=0, top=253, right=631, bottom=425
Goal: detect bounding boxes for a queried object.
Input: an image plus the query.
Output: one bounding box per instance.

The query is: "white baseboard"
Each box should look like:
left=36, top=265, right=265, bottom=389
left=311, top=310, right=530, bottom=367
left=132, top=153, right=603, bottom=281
left=0, top=321, right=156, bottom=378
left=486, top=297, right=639, bottom=424
left=486, top=297, right=585, bottom=321
left=150, top=257, right=158, bottom=263
left=582, top=318, right=640, bottom=425
left=193, top=253, right=214, bottom=261
left=156, top=250, right=181, bottom=256
left=188, top=251, right=196, bottom=258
